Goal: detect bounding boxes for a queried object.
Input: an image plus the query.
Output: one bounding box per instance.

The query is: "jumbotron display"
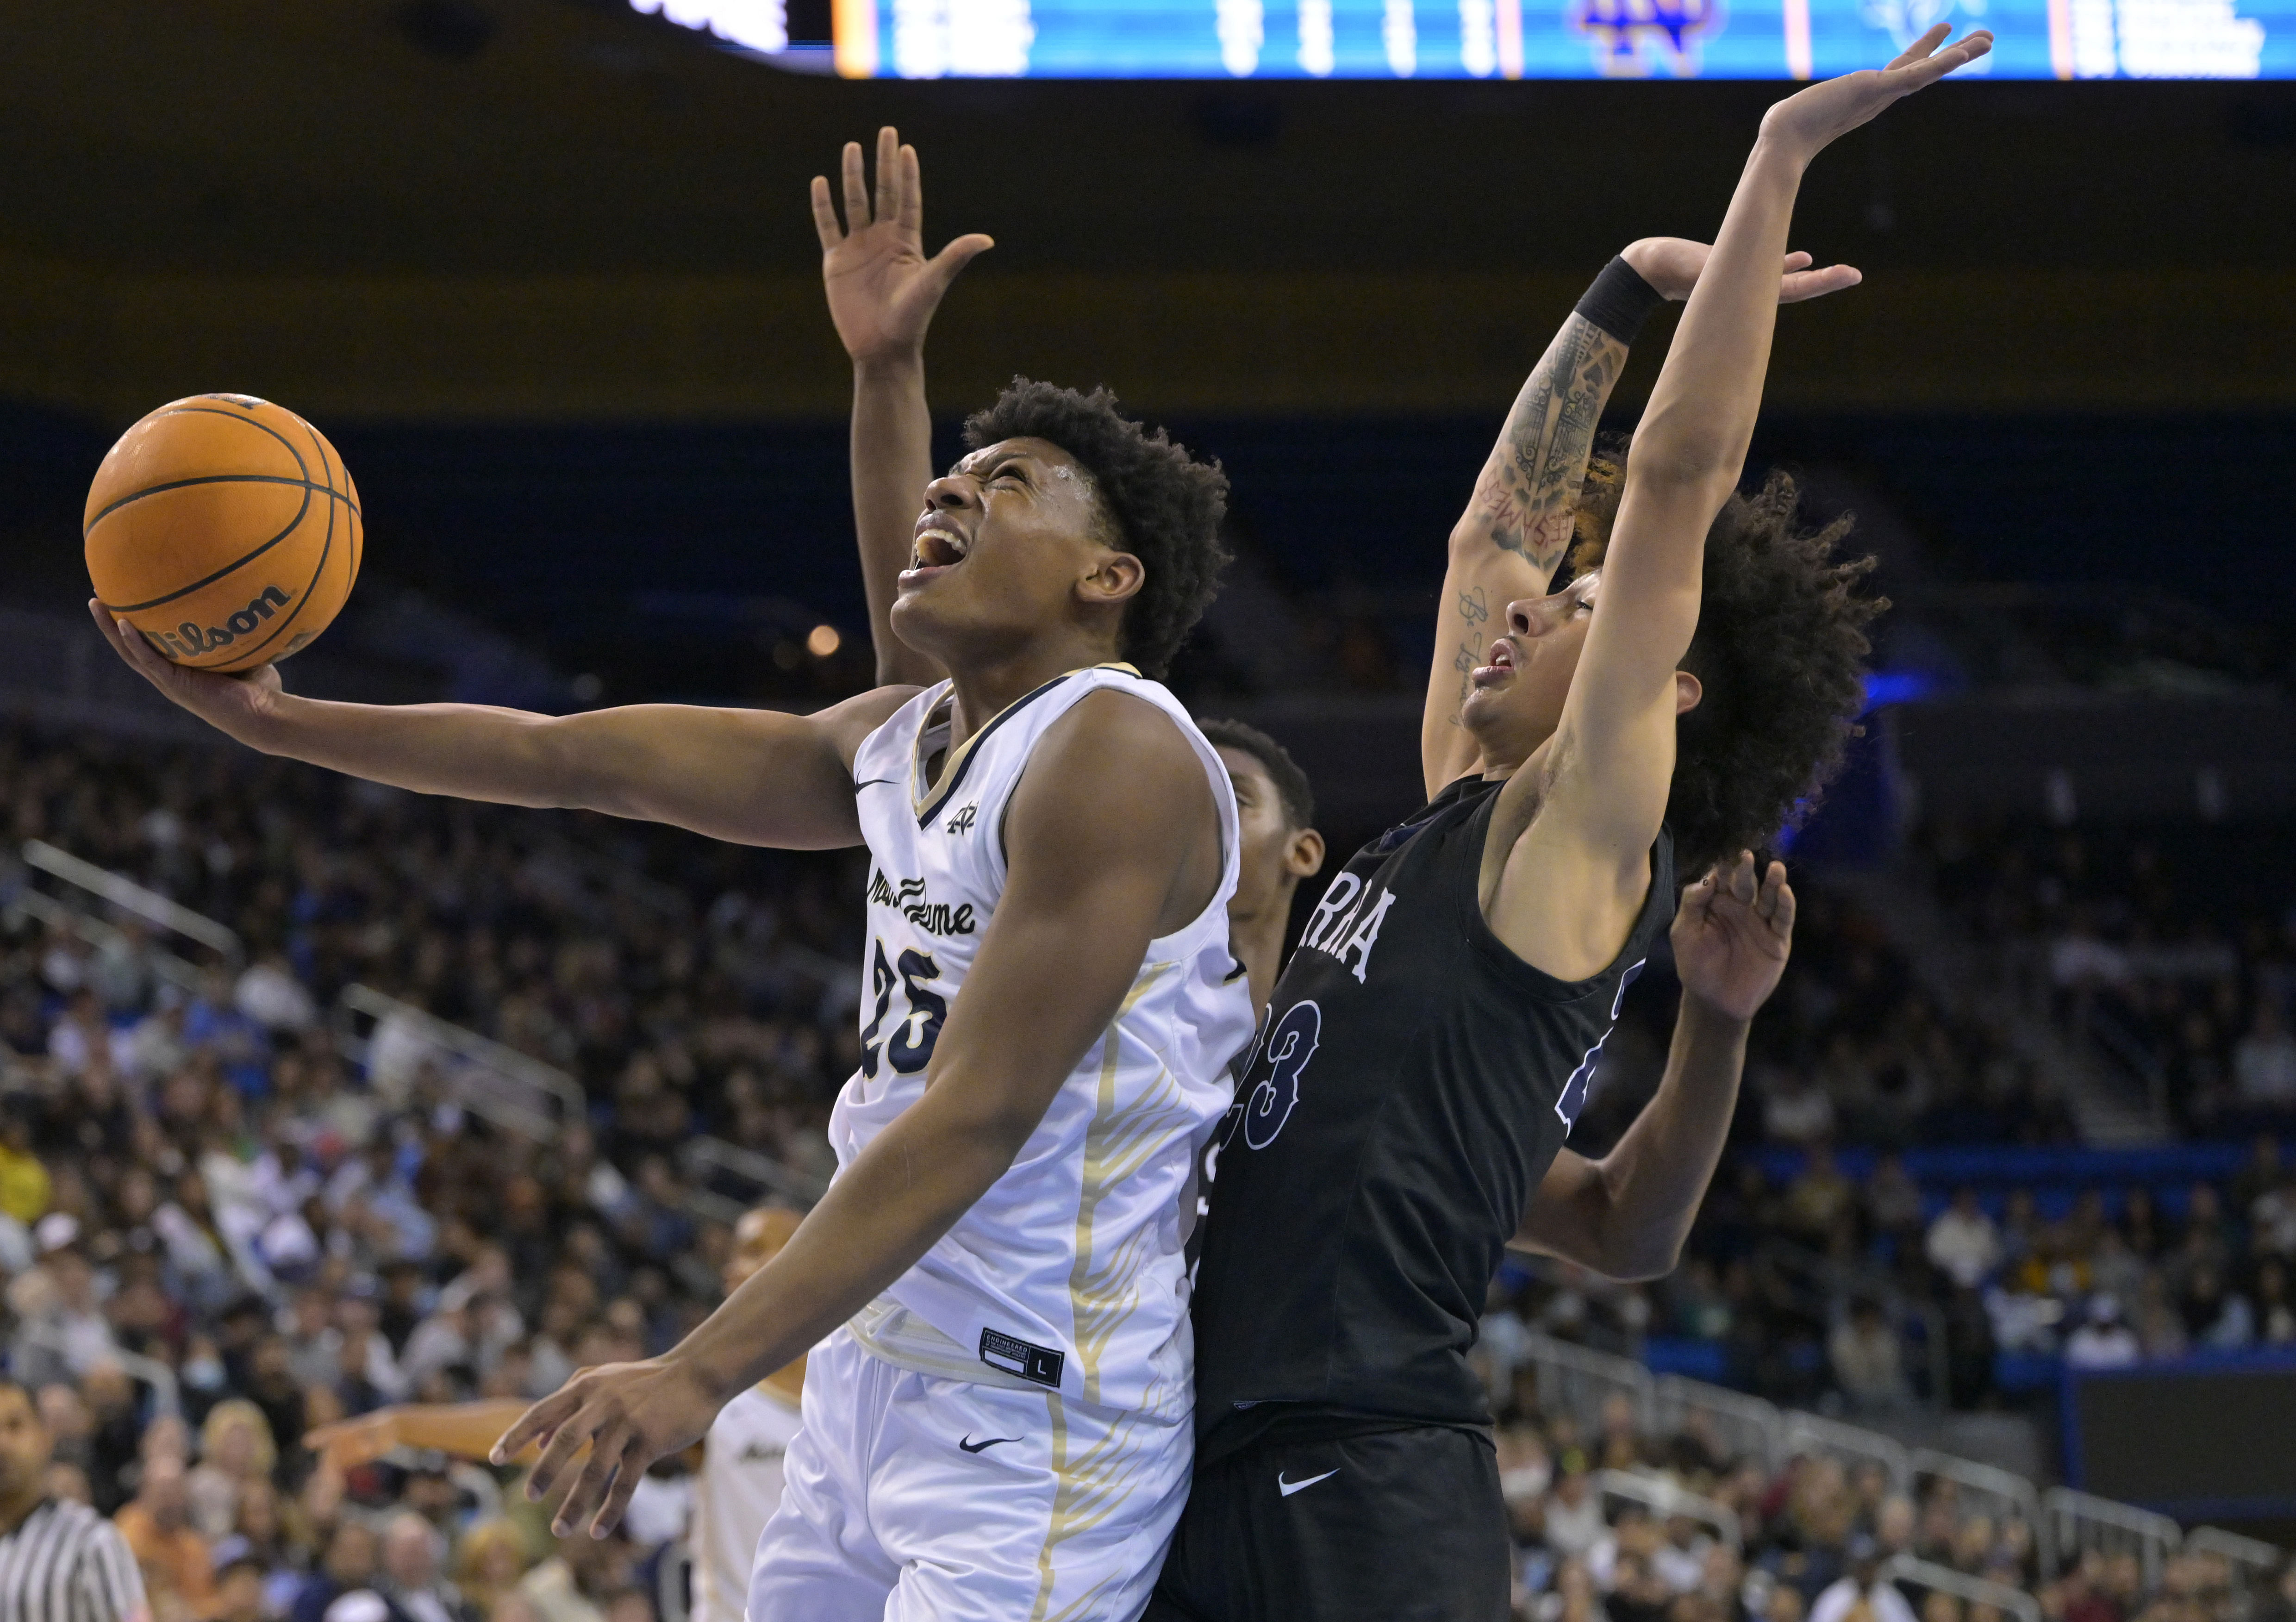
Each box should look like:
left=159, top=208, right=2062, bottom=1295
left=640, top=0, right=2284, bottom=76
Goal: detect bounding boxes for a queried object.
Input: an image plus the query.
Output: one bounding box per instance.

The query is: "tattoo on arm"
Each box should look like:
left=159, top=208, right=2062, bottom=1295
left=1438, top=314, right=1626, bottom=729
left=1472, top=314, right=1626, bottom=574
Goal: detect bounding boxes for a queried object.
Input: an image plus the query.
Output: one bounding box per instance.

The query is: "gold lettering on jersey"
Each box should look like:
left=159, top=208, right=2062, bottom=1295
left=867, top=870, right=978, bottom=937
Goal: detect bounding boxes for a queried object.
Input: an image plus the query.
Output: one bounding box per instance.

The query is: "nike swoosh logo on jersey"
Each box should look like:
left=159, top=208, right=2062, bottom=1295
left=855, top=778, right=898, bottom=790
left=1277, top=1468, right=1340, bottom=1497
left=959, top=1434, right=1024, bottom=1454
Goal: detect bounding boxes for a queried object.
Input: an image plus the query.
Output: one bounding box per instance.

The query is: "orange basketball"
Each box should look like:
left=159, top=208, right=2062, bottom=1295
left=85, top=393, right=363, bottom=673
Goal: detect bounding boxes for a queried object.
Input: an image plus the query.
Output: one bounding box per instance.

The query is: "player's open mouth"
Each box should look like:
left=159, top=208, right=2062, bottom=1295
left=902, top=525, right=972, bottom=584
left=1471, top=638, right=1517, bottom=688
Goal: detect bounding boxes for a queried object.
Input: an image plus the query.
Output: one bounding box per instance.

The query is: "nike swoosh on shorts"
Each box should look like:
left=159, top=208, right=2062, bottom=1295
left=1277, top=1468, right=1340, bottom=1497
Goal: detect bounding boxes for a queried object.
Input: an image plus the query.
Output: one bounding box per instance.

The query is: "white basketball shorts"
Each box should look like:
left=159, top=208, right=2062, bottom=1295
left=745, top=1329, right=1192, bottom=1622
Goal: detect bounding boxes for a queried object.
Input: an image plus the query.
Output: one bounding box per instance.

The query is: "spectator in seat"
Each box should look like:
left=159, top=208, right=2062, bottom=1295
left=1545, top=1457, right=1608, bottom=1560
left=2063, top=1294, right=2141, bottom=1369
left=1759, top=1065, right=1835, bottom=1147
left=2234, top=1000, right=2296, bottom=1109
left=1829, top=1301, right=1910, bottom=1413
left=212, top=1551, right=270, bottom=1622
left=290, top=1521, right=381, bottom=1622
left=187, top=1401, right=275, bottom=1541
left=113, top=1455, right=213, bottom=1622
left=1785, top=1148, right=1856, bottom=1247
left=1925, top=1190, right=2002, bottom=1289
left=1808, top=1536, right=1917, bottom=1622
left=376, top=1512, right=465, bottom=1622
left=2180, top=1266, right=2255, bottom=1350
left=2255, top=1257, right=2296, bottom=1345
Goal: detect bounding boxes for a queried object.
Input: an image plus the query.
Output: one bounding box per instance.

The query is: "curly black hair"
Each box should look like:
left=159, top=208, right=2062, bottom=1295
left=1198, top=717, right=1316, bottom=831
left=962, top=379, right=1230, bottom=679
left=1569, top=446, right=1886, bottom=880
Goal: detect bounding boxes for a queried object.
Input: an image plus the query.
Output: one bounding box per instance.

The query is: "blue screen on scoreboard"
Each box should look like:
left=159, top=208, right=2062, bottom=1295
left=639, top=0, right=2289, bottom=77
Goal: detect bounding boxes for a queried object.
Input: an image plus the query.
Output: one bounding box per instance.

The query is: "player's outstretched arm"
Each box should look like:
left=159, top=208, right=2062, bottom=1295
left=1419, top=286, right=1631, bottom=799
left=1418, top=244, right=1859, bottom=800
left=1482, top=28, right=1986, bottom=979
left=491, top=690, right=1220, bottom=1539
left=306, top=1401, right=540, bottom=1473
left=92, top=599, right=907, bottom=850
left=814, top=126, right=993, bottom=688
left=1512, top=852, right=1792, bottom=1279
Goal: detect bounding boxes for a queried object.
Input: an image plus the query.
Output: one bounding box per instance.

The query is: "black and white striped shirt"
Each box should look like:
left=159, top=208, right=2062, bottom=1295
left=0, top=1500, right=148, bottom=1622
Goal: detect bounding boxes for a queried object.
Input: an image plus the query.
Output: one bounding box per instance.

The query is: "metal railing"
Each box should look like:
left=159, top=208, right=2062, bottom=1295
left=1654, top=1375, right=1782, bottom=1473
left=678, top=1134, right=829, bottom=1217
left=2, top=886, right=209, bottom=996
left=2184, top=1526, right=2285, bottom=1584
left=21, top=840, right=242, bottom=961
left=1884, top=1555, right=2044, bottom=1622
left=10, top=1323, right=181, bottom=1419
left=1595, top=1468, right=1742, bottom=1551
left=1519, top=1332, right=1656, bottom=1436
left=334, top=983, right=587, bottom=1142
left=1915, top=1448, right=2041, bottom=1533
left=2042, top=1487, right=2183, bottom=1592
left=1783, top=1410, right=1913, bottom=1494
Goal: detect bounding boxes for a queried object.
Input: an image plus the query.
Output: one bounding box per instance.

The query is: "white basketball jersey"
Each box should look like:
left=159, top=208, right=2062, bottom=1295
left=690, top=1382, right=801, bottom=1622
left=831, top=665, right=1254, bottom=1417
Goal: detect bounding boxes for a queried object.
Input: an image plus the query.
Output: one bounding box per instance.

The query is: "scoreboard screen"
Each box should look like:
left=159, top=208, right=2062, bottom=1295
left=637, top=0, right=2290, bottom=76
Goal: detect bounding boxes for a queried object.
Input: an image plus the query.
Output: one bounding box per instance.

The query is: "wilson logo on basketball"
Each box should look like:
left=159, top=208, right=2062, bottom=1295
left=141, top=585, right=291, bottom=660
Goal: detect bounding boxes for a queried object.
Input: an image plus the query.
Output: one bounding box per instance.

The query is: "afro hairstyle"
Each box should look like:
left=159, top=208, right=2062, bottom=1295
left=1566, top=441, right=1886, bottom=881
left=1198, top=717, right=1316, bottom=832
left=962, top=379, right=1230, bottom=679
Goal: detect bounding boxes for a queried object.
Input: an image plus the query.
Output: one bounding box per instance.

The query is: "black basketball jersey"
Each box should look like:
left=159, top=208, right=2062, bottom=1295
left=1189, top=773, right=1674, bottom=1455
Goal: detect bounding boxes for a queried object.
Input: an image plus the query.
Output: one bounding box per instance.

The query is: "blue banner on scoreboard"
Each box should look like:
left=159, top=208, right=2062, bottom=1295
left=841, top=0, right=2283, bottom=77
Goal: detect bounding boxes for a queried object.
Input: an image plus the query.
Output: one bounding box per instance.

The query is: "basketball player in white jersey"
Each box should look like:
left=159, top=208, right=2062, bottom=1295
left=302, top=1207, right=806, bottom=1622
left=820, top=125, right=1328, bottom=1028
left=94, top=204, right=1254, bottom=1613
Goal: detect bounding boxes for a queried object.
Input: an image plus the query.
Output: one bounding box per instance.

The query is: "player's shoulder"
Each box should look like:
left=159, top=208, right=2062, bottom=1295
left=1008, top=684, right=1213, bottom=846
left=812, top=682, right=929, bottom=764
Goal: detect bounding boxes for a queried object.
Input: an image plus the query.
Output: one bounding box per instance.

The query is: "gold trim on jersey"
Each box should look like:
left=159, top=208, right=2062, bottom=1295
left=1026, top=1392, right=1163, bottom=1622
left=1067, top=963, right=1198, bottom=1407
left=907, top=663, right=1143, bottom=828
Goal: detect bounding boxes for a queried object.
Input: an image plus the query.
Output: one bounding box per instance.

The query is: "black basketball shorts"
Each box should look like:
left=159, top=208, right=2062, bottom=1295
left=1144, top=1420, right=1511, bottom=1622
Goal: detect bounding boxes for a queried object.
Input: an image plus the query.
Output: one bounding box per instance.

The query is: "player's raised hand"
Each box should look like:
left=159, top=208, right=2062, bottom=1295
left=303, top=1411, right=404, bottom=1474
left=90, top=598, right=282, bottom=739
left=492, top=1355, right=722, bottom=1539
left=1757, top=25, right=1993, bottom=166
left=812, top=125, right=994, bottom=369
left=1670, top=851, right=1796, bottom=1023
left=1621, top=237, right=1862, bottom=306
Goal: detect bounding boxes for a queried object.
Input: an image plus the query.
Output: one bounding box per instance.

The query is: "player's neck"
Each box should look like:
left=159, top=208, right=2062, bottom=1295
left=1229, top=888, right=1295, bottom=1019
left=939, top=633, right=1123, bottom=756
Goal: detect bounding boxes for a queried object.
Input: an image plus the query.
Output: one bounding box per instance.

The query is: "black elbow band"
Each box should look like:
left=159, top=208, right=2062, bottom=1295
left=1574, top=256, right=1666, bottom=344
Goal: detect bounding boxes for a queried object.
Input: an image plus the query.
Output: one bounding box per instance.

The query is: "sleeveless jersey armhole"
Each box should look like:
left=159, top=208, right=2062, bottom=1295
left=1455, top=792, right=1675, bottom=1004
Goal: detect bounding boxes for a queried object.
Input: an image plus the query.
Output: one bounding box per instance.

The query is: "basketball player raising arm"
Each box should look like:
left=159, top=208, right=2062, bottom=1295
left=96, top=329, right=1255, bottom=1614
left=819, top=125, right=1328, bottom=1022
left=1158, top=33, right=1987, bottom=1622
left=1418, top=234, right=1850, bottom=1280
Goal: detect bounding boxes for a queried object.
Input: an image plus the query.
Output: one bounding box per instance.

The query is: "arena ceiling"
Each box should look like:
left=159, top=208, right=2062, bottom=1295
left=1, top=2, right=2292, bottom=417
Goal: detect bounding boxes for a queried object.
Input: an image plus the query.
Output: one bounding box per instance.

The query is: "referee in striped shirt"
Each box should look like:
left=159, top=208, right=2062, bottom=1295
left=0, top=1378, right=147, bottom=1622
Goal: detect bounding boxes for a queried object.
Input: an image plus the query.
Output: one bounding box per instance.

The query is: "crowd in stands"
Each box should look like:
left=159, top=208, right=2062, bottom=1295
left=1471, top=1384, right=2296, bottom=1622
left=1922, top=817, right=2296, bottom=1137
left=0, top=723, right=859, bottom=1622
left=2, top=716, right=2294, bottom=1622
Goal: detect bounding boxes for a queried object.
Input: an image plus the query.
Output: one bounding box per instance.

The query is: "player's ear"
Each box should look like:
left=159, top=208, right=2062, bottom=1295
left=1673, top=670, right=1704, bottom=716
left=1076, top=551, right=1145, bottom=610
left=1286, top=827, right=1326, bottom=879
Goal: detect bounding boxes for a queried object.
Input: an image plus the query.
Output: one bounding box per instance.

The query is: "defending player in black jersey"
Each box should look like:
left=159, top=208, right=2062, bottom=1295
left=1150, top=30, right=1990, bottom=1622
